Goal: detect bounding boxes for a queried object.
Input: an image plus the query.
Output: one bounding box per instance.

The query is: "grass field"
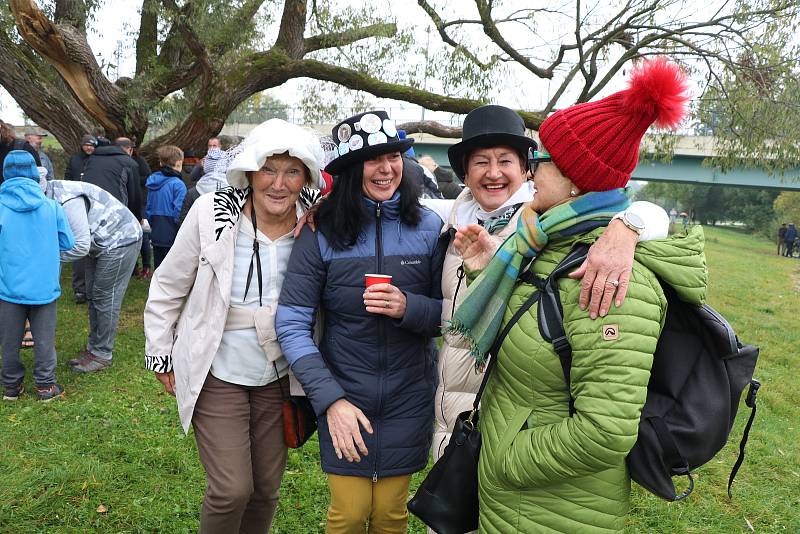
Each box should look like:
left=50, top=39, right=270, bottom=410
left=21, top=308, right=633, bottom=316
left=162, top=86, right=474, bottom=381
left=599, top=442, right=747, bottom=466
left=0, top=226, right=798, bottom=533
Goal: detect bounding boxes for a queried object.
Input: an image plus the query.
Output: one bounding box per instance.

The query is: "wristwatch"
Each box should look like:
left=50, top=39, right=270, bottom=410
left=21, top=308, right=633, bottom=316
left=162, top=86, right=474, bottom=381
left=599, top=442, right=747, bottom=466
left=618, top=211, right=645, bottom=235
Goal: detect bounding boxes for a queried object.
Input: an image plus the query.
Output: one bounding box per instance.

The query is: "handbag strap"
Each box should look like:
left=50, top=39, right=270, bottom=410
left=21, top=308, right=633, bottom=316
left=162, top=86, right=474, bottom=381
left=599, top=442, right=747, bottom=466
left=272, top=361, right=289, bottom=400
left=471, top=289, right=542, bottom=411
left=243, top=197, right=264, bottom=306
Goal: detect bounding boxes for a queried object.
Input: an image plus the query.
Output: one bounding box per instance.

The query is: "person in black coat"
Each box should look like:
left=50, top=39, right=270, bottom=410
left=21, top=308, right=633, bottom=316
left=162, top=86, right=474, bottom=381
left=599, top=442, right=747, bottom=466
left=130, top=142, right=153, bottom=277
left=418, top=155, right=464, bottom=199
left=64, top=135, right=97, bottom=181
left=82, top=138, right=142, bottom=219
left=0, top=120, right=41, bottom=185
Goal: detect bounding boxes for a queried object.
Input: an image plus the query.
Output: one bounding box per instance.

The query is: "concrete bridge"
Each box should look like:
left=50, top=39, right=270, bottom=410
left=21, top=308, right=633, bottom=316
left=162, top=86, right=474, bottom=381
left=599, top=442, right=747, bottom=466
left=411, top=134, right=800, bottom=190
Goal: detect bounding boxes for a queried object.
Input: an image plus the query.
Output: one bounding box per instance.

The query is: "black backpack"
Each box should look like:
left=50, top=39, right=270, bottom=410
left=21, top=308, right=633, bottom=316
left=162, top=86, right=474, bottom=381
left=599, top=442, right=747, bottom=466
left=525, top=243, right=761, bottom=501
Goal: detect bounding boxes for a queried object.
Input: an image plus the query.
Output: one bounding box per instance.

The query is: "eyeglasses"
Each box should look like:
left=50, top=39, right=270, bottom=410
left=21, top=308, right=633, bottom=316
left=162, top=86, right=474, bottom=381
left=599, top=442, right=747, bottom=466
left=528, top=148, right=552, bottom=174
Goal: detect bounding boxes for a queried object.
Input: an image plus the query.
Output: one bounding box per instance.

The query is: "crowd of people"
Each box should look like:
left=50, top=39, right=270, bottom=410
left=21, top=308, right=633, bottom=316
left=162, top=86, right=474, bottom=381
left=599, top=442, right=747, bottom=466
left=1, top=57, right=706, bottom=534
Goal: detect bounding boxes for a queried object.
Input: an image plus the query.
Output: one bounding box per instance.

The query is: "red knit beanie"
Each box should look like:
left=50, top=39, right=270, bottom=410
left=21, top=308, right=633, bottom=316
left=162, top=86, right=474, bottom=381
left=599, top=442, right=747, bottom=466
left=538, top=57, right=690, bottom=192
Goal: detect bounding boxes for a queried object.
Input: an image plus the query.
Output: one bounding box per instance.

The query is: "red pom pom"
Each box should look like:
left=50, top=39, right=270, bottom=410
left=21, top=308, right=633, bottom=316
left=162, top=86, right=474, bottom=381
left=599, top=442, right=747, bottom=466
left=623, top=57, right=690, bottom=129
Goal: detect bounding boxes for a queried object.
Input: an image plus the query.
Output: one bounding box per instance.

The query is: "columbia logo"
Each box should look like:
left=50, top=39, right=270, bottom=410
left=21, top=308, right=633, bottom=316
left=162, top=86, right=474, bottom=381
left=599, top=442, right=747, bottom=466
left=401, top=259, right=422, bottom=266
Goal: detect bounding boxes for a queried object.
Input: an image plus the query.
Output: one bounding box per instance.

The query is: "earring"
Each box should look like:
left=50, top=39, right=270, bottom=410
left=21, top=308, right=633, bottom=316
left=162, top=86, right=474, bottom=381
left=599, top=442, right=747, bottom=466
left=569, top=189, right=578, bottom=197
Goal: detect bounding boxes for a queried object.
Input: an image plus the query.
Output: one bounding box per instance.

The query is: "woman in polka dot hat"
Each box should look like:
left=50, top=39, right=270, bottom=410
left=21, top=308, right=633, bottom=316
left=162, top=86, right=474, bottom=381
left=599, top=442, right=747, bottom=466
left=276, top=110, right=445, bottom=533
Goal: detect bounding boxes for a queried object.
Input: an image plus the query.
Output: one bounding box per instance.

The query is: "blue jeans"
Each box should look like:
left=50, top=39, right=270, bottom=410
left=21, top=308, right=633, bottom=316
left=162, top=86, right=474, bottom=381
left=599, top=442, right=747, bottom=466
left=0, top=299, right=58, bottom=387
left=85, top=239, right=142, bottom=359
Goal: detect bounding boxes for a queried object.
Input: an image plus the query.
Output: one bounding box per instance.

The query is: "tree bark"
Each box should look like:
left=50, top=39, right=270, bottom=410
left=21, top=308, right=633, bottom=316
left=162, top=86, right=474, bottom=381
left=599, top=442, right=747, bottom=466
left=0, top=28, right=97, bottom=155
left=397, top=121, right=462, bottom=138
left=9, top=0, right=142, bottom=138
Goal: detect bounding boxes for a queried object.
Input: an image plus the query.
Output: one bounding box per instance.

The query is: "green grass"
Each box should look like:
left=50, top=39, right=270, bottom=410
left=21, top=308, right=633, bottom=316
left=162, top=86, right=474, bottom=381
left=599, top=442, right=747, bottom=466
left=1, top=226, right=798, bottom=533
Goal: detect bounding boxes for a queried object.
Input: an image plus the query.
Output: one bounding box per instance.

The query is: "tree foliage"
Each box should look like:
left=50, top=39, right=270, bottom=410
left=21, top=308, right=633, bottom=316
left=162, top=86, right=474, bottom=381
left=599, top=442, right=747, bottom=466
left=773, top=192, right=800, bottom=228
left=694, top=8, right=800, bottom=175
left=0, top=0, right=798, bottom=169
left=639, top=181, right=779, bottom=235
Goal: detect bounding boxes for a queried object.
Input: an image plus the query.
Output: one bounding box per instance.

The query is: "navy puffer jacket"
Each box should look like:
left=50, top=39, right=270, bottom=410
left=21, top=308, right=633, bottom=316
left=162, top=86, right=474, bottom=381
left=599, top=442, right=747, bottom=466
left=277, top=191, right=444, bottom=478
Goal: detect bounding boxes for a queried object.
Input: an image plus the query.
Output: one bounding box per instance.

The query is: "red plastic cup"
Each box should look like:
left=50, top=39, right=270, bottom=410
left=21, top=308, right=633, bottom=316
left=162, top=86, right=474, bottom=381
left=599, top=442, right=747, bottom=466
left=365, top=274, right=392, bottom=288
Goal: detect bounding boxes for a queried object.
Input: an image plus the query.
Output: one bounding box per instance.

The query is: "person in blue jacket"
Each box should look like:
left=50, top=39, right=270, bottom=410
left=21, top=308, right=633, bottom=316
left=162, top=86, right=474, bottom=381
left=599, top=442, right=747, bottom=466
left=145, top=145, right=187, bottom=269
left=277, top=110, right=445, bottom=534
left=0, top=151, right=74, bottom=401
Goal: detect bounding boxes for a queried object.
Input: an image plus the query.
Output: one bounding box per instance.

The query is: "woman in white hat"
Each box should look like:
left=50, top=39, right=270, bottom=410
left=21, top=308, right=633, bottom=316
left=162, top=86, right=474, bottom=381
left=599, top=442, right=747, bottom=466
left=143, top=119, right=323, bottom=533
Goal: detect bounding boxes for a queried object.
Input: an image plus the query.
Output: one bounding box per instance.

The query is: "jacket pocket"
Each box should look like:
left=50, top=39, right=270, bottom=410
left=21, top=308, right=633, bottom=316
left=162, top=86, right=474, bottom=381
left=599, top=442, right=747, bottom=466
left=487, top=406, right=534, bottom=490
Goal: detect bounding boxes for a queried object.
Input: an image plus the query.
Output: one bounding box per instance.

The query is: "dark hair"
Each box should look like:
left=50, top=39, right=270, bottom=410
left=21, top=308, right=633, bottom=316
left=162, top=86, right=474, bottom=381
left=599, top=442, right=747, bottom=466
left=317, top=159, right=422, bottom=250
left=114, top=137, right=133, bottom=150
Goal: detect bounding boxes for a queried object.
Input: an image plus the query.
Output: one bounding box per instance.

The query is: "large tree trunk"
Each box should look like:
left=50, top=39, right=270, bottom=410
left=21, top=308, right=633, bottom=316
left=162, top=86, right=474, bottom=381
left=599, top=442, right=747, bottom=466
left=0, top=29, right=98, bottom=154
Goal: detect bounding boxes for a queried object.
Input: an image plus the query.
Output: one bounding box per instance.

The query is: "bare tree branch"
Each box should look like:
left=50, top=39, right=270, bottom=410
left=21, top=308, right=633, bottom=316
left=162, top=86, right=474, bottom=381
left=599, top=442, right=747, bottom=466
left=305, top=23, right=397, bottom=54
left=275, top=0, right=308, bottom=58
left=474, top=0, right=555, bottom=78
left=290, top=58, right=545, bottom=127
left=160, top=0, right=213, bottom=79
left=397, top=121, right=463, bottom=138
left=9, top=0, right=128, bottom=133
left=417, top=0, right=494, bottom=69
left=0, top=25, right=97, bottom=152
left=53, top=0, right=86, bottom=32
left=136, top=0, right=158, bottom=75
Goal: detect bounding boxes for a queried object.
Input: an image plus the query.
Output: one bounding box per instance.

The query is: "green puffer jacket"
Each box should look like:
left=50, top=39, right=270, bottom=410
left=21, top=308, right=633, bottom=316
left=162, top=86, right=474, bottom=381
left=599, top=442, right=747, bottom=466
left=477, top=225, right=707, bottom=534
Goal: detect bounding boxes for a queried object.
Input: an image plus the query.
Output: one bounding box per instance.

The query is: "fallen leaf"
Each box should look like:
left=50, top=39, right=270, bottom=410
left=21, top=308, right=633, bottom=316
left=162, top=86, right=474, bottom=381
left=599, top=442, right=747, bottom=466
left=96, top=504, right=108, bottom=514
left=744, top=517, right=754, bottom=532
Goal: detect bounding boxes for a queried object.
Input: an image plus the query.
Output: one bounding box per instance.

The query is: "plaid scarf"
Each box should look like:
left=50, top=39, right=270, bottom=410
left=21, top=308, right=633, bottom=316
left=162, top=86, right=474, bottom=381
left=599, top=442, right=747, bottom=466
left=447, top=188, right=631, bottom=366
left=479, top=203, right=521, bottom=234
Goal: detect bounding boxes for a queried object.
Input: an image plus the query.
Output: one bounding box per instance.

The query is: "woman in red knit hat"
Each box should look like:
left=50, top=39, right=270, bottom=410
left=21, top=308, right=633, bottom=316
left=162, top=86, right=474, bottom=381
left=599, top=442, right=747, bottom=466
left=450, top=58, right=708, bottom=533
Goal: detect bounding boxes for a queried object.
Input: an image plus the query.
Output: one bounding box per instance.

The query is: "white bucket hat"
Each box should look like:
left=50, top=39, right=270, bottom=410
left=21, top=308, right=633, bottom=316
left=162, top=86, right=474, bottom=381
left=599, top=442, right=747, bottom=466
left=226, top=119, right=325, bottom=189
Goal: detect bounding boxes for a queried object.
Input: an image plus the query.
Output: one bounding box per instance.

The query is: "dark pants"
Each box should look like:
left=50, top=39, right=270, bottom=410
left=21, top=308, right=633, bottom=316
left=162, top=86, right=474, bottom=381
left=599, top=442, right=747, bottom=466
left=0, top=299, right=58, bottom=387
left=785, top=241, right=794, bottom=257
left=192, top=373, right=288, bottom=534
left=153, top=245, right=170, bottom=270
left=72, top=257, right=86, bottom=295
left=140, top=231, right=152, bottom=270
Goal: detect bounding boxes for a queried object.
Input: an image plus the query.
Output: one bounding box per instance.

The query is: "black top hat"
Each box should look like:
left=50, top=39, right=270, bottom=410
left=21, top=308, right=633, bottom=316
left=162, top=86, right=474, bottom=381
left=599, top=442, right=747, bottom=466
left=447, top=105, right=537, bottom=178
left=324, top=110, right=414, bottom=175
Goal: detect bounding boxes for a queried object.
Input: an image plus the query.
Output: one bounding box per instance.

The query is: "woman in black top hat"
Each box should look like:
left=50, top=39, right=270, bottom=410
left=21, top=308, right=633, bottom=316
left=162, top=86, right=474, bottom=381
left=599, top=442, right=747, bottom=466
left=432, top=104, right=670, bottom=478
left=277, top=111, right=445, bottom=533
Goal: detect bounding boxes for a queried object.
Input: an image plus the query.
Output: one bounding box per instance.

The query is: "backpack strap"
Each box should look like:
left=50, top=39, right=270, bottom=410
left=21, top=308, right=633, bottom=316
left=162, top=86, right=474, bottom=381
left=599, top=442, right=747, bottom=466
left=537, top=243, right=592, bottom=416
left=727, top=378, right=760, bottom=498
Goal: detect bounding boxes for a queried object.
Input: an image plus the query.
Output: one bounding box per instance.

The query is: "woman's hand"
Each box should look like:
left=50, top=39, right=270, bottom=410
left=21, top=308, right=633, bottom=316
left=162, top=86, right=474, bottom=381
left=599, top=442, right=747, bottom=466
left=568, top=219, right=637, bottom=318
left=326, top=399, right=373, bottom=462
left=293, top=197, right=325, bottom=238
left=155, top=371, right=176, bottom=396
left=363, top=283, right=407, bottom=319
left=454, top=223, right=494, bottom=271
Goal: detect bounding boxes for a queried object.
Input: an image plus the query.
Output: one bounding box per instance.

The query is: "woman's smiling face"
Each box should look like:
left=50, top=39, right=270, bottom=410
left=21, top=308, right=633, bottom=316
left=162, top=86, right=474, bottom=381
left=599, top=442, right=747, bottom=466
left=362, top=152, right=403, bottom=202
left=464, top=145, right=527, bottom=211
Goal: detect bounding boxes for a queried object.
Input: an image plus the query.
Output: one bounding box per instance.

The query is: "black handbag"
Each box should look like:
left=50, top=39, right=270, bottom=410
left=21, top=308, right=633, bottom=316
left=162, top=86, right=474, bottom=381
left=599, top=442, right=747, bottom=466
left=407, top=289, right=542, bottom=534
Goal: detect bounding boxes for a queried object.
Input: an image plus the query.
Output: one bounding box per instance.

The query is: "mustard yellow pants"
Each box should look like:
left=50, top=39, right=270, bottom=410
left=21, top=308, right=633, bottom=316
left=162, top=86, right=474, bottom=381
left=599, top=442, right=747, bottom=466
left=326, top=473, right=412, bottom=534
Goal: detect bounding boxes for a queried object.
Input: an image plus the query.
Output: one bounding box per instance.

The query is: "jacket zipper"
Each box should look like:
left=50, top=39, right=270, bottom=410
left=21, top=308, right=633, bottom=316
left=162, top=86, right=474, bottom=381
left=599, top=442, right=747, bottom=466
left=374, top=201, right=383, bottom=482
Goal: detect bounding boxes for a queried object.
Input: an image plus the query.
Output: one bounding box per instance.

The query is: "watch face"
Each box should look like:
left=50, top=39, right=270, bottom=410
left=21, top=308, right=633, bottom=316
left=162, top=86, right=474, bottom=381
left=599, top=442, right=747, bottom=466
left=625, top=212, right=645, bottom=230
